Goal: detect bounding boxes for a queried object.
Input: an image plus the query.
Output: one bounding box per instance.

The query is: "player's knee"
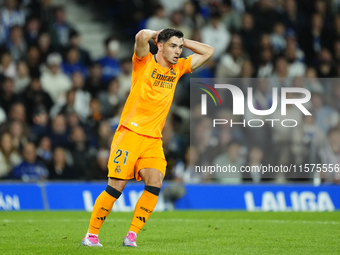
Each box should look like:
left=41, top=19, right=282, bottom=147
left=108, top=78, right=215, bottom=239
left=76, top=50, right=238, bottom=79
left=108, top=177, right=127, bottom=192
left=145, top=185, right=161, bottom=196
left=145, top=179, right=163, bottom=189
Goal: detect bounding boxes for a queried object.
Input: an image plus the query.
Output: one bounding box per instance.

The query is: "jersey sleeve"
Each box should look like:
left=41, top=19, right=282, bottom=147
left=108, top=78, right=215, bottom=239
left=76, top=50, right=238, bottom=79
left=178, top=55, right=193, bottom=77
left=132, top=52, right=152, bottom=72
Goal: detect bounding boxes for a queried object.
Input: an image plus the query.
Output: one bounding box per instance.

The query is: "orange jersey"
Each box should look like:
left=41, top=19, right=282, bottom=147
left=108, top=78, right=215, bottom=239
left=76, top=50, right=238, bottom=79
left=118, top=52, right=192, bottom=138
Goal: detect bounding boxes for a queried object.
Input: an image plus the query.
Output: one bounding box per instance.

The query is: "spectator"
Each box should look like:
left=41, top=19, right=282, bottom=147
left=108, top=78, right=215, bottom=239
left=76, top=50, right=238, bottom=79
left=96, top=36, right=121, bottom=81
left=280, top=0, right=308, bottom=33
left=84, top=63, right=105, bottom=97
left=14, top=60, right=31, bottom=93
left=270, top=93, right=304, bottom=173
left=159, top=0, right=187, bottom=16
left=208, top=109, right=245, bottom=159
left=311, top=92, right=340, bottom=134
left=291, top=113, right=325, bottom=166
left=61, top=46, right=88, bottom=78
left=285, top=30, right=305, bottom=62
left=91, top=148, right=109, bottom=180
left=0, top=132, right=22, bottom=179
left=285, top=42, right=306, bottom=77
left=69, top=126, right=96, bottom=179
left=243, top=146, right=264, bottom=183
left=97, top=78, right=120, bottom=118
left=24, top=16, right=41, bottom=44
left=97, top=121, right=113, bottom=149
left=41, top=52, right=72, bottom=104
left=328, top=15, right=340, bottom=52
left=11, top=142, right=48, bottom=181
left=87, top=98, right=103, bottom=130
left=318, top=127, right=340, bottom=184
left=65, top=110, right=97, bottom=149
left=270, top=57, right=291, bottom=88
left=48, top=147, right=75, bottom=180
left=300, top=13, right=330, bottom=66
left=250, top=0, right=280, bottom=34
left=116, top=58, right=132, bottom=100
left=169, top=10, right=192, bottom=39
left=146, top=4, right=170, bottom=31
left=108, top=103, right=124, bottom=131
left=182, top=1, right=204, bottom=30
left=68, top=30, right=92, bottom=67
left=29, top=106, right=50, bottom=143
left=57, top=89, right=77, bottom=116
left=220, top=0, right=242, bottom=32
left=50, top=6, right=75, bottom=49
left=7, top=25, right=27, bottom=62
left=240, top=59, right=254, bottom=79
left=1, top=0, right=26, bottom=28
left=212, top=140, right=244, bottom=183
left=0, top=77, right=18, bottom=114
left=8, top=120, right=29, bottom=150
left=244, top=79, right=273, bottom=148
left=304, top=67, right=324, bottom=94
left=47, top=114, right=70, bottom=149
left=8, top=102, right=26, bottom=123
left=0, top=51, right=17, bottom=79
left=20, top=76, right=54, bottom=121
left=315, top=48, right=337, bottom=78
left=258, top=33, right=272, bottom=50
left=201, top=12, right=231, bottom=60
left=171, top=145, right=205, bottom=183
left=239, top=13, right=258, bottom=63
left=25, top=45, right=41, bottom=76
left=256, top=47, right=274, bottom=77
left=270, top=22, right=286, bottom=54
left=314, top=0, right=332, bottom=31
left=162, top=119, right=186, bottom=171
left=216, top=34, right=246, bottom=78
left=34, top=0, right=55, bottom=25
left=72, top=71, right=91, bottom=121
left=65, top=110, right=81, bottom=130
left=38, top=32, right=55, bottom=63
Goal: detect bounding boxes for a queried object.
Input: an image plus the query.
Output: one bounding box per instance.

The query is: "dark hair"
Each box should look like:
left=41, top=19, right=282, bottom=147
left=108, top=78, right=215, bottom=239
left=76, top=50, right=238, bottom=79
left=69, top=30, right=80, bottom=40
left=157, top=28, right=183, bottom=44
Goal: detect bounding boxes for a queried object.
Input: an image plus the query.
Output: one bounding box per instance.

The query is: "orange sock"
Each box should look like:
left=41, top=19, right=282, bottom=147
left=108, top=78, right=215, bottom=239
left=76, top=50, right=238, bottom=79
left=129, top=189, right=159, bottom=235
left=88, top=186, right=121, bottom=235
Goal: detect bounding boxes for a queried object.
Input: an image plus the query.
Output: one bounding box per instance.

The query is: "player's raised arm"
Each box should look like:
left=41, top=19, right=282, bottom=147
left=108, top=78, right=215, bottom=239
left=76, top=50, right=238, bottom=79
left=134, top=29, right=161, bottom=58
left=184, top=39, right=214, bottom=71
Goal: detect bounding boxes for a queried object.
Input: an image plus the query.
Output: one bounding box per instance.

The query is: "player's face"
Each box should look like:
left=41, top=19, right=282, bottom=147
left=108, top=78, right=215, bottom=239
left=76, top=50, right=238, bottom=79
left=161, top=36, right=183, bottom=64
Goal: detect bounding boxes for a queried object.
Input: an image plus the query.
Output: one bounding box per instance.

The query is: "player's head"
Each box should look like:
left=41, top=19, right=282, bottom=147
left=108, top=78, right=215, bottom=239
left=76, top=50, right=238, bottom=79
left=157, top=28, right=184, bottom=64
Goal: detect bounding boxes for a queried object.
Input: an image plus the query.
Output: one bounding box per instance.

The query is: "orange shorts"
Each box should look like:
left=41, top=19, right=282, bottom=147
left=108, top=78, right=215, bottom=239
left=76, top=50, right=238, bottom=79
left=107, top=126, right=167, bottom=181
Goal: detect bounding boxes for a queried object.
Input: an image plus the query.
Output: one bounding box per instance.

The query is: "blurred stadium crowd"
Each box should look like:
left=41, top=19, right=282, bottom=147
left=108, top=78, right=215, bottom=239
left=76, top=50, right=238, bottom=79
left=0, top=0, right=339, bottom=184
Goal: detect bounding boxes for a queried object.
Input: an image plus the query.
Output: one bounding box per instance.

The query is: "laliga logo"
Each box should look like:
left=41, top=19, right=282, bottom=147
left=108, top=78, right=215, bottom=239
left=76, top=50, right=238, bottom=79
left=199, top=84, right=312, bottom=128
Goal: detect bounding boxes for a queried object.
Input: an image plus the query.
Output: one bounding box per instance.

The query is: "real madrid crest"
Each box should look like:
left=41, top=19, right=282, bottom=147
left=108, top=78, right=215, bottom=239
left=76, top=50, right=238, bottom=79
left=115, top=165, right=121, bottom=173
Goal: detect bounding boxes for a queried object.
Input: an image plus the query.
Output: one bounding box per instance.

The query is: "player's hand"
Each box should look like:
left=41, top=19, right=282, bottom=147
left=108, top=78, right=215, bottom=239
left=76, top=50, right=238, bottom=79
left=153, top=29, right=163, bottom=45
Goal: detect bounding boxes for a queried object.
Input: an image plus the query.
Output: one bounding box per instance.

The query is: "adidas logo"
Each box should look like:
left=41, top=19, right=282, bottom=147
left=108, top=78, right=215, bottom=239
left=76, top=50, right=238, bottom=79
left=97, top=216, right=106, bottom=221
left=136, top=216, right=145, bottom=223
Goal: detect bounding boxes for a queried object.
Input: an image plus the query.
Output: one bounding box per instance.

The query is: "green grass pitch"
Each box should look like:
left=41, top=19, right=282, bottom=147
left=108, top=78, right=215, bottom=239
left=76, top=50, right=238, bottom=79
left=0, top=211, right=339, bottom=255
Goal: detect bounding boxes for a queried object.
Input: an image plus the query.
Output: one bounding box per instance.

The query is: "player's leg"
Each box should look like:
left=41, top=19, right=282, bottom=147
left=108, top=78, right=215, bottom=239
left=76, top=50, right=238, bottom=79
left=82, top=178, right=127, bottom=246
left=82, top=126, right=138, bottom=247
left=123, top=167, right=164, bottom=247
